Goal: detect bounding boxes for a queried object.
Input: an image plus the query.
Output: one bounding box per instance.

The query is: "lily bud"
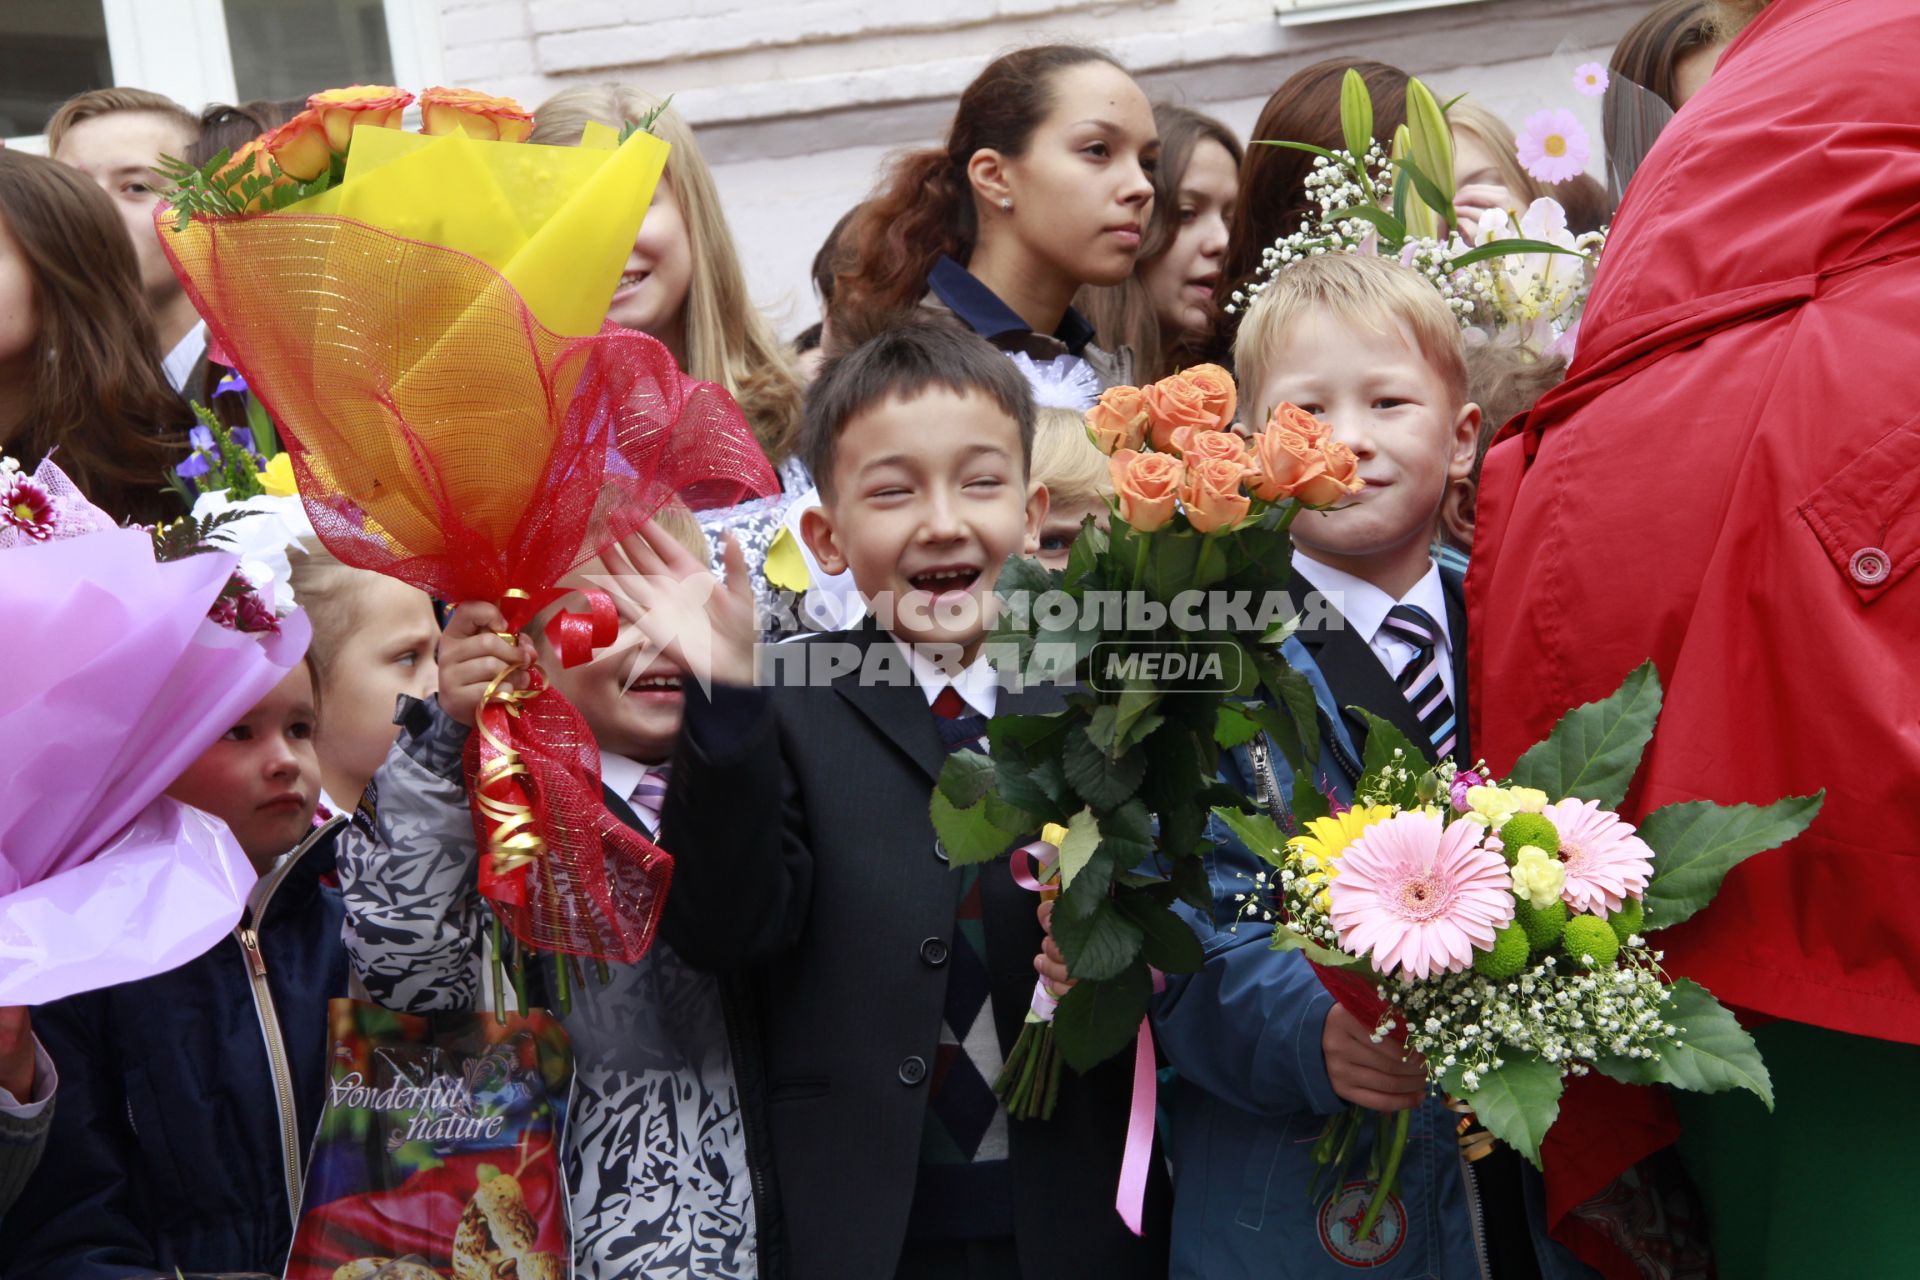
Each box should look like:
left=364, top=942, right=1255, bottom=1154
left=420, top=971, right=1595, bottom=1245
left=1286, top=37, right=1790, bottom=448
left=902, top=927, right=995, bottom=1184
left=1340, top=68, right=1374, bottom=164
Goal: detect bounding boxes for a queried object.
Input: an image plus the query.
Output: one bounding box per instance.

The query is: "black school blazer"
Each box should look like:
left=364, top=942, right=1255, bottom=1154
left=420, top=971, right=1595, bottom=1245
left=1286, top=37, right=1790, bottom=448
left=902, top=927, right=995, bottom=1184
left=660, top=622, right=1170, bottom=1280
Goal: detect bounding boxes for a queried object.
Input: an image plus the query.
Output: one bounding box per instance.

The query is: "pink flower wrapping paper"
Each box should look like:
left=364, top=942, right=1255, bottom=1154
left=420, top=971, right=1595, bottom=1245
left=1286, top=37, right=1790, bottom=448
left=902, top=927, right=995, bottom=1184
left=0, top=527, right=311, bottom=1002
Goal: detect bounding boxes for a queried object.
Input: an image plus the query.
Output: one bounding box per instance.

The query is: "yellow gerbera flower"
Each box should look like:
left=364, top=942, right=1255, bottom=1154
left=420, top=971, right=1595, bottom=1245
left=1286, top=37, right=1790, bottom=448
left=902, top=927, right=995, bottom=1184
left=1285, top=804, right=1396, bottom=875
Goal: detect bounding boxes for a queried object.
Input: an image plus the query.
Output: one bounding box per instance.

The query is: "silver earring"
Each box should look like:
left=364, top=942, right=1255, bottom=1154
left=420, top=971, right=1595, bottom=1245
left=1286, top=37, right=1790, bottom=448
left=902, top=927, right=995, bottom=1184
left=1000, top=198, right=1012, bottom=212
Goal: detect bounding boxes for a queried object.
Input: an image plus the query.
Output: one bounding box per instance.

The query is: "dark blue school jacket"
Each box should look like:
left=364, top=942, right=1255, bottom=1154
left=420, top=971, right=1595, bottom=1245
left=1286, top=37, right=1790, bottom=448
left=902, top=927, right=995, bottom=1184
left=0, top=818, right=348, bottom=1279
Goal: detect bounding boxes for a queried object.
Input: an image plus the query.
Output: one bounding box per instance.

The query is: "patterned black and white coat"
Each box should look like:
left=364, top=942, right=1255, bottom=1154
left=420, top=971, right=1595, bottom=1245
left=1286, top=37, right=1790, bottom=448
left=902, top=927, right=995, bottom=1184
left=336, top=702, right=762, bottom=1280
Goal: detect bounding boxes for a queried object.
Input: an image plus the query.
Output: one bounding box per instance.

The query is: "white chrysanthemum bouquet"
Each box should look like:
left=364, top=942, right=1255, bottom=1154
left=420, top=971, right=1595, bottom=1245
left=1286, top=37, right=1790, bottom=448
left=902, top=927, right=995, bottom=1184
left=1215, top=663, right=1822, bottom=1241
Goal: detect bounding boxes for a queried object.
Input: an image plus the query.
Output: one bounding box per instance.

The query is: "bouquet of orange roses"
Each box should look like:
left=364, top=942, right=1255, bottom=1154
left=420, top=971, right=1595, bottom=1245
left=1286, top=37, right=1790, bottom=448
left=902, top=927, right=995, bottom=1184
left=158, top=86, right=777, bottom=986
left=930, top=365, right=1358, bottom=1224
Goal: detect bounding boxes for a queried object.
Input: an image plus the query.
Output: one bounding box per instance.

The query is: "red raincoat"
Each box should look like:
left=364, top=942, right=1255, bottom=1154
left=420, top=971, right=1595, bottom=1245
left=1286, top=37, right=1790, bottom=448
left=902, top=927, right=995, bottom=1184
left=1470, top=0, right=1920, bottom=1271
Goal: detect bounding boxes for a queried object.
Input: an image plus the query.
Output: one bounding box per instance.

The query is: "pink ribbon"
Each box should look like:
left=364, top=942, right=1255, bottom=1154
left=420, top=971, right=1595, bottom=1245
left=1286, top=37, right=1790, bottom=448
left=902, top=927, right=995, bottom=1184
left=1009, top=838, right=1057, bottom=893
left=1010, top=834, right=1160, bottom=1237
left=1116, top=970, right=1165, bottom=1236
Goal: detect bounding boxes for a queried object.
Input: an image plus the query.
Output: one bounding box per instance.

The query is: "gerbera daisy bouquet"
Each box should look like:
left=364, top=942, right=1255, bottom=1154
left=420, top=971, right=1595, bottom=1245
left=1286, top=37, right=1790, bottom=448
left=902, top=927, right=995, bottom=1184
left=1215, top=664, right=1823, bottom=1239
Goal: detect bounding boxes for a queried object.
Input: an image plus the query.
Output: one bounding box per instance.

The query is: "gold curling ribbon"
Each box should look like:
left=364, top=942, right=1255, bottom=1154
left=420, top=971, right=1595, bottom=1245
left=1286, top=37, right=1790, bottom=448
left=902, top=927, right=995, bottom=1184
left=1448, top=1096, right=1499, bottom=1163
left=475, top=626, right=546, bottom=878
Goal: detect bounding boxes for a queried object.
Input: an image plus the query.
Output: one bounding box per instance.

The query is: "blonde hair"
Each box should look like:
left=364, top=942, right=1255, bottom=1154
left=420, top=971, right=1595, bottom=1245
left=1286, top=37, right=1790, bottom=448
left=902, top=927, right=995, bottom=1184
left=1232, top=253, right=1469, bottom=425
left=46, top=87, right=198, bottom=152
left=285, top=538, right=369, bottom=682
left=649, top=500, right=712, bottom=563
left=1447, top=99, right=1547, bottom=210
left=530, top=84, right=804, bottom=466
left=1031, top=407, right=1113, bottom=507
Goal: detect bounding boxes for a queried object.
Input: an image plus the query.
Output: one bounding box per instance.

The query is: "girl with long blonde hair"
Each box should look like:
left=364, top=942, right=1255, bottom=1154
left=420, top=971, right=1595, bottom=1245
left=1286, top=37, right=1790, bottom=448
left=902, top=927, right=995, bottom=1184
left=531, top=84, right=805, bottom=474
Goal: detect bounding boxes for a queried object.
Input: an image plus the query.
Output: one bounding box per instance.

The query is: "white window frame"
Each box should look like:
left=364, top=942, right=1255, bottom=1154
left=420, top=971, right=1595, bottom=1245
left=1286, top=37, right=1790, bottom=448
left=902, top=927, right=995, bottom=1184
left=9, top=0, right=444, bottom=149
left=1275, top=0, right=1491, bottom=25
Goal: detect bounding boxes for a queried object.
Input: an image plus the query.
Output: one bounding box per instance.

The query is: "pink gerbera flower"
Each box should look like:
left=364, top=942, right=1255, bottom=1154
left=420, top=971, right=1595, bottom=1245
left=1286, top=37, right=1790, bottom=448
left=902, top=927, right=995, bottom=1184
left=0, top=475, right=55, bottom=541
left=1573, top=62, right=1610, bottom=98
left=1329, top=812, right=1516, bottom=980
left=1517, top=108, right=1591, bottom=184
left=1542, top=798, right=1655, bottom=914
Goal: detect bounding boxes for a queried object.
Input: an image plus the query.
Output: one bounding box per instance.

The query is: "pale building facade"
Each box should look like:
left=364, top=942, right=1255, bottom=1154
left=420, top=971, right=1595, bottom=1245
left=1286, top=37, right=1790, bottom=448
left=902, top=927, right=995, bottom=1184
left=1, top=0, right=1647, bottom=336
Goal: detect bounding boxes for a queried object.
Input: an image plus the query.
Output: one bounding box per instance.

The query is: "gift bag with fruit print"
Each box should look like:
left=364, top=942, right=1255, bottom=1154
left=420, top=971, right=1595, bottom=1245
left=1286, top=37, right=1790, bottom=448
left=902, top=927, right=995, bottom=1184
left=285, top=1001, right=575, bottom=1280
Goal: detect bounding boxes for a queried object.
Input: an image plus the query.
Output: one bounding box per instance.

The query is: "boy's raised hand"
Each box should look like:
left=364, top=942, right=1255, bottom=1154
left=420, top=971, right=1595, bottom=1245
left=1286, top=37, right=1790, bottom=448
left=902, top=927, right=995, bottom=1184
left=438, top=601, right=536, bottom=728
left=1322, top=1003, right=1428, bottom=1111
left=603, top=521, right=758, bottom=689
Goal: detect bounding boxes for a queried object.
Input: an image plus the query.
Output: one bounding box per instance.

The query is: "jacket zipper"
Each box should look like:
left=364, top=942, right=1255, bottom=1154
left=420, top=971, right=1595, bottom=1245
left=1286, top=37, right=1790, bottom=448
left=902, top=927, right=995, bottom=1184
left=1260, top=727, right=1481, bottom=1274
left=1248, top=714, right=1361, bottom=831
left=1250, top=734, right=1288, bottom=824
left=1457, top=1148, right=1493, bottom=1280
left=235, top=818, right=339, bottom=1229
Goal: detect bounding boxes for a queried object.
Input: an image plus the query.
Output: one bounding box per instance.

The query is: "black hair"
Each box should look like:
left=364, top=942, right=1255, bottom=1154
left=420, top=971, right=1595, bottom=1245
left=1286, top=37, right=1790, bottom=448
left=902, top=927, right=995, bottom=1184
left=800, top=320, right=1037, bottom=499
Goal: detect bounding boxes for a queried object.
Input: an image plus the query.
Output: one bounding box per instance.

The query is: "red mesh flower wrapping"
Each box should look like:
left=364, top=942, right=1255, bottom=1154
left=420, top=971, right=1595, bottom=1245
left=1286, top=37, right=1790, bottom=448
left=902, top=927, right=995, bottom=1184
left=1312, top=960, right=1398, bottom=1038
left=160, top=211, right=778, bottom=961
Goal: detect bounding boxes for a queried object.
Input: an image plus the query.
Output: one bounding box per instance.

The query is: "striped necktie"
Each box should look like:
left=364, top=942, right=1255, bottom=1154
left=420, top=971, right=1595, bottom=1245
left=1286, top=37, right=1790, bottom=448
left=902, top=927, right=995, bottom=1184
left=1381, top=604, right=1458, bottom=761
left=629, top=765, right=671, bottom=836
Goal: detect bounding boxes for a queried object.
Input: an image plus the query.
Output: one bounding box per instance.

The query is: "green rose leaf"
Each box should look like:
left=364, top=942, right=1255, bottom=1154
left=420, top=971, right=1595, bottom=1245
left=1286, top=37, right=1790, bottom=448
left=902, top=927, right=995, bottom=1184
left=1099, top=798, right=1156, bottom=860
left=1639, top=793, right=1824, bottom=931
left=1594, top=978, right=1774, bottom=1108
left=1052, top=959, right=1153, bottom=1072
left=929, top=789, right=1021, bottom=866
left=1215, top=703, right=1262, bottom=749
left=1063, top=514, right=1110, bottom=589
left=991, top=753, right=1070, bottom=825
left=1211, top=804, right=1291, bottom=870
left=1117, top=892, right=1204, bottom=974
left=1460, top=1055, right=1564, bottom=1169
left=1356, top=709, right=1430, bottom=779
left=1056, top=807, right=1102, bottom=890
left=995, top=552, right=1057, bottom=603
left=1145, top=529, right=1207, bottom=599
left=1170, top=855, right=1212, bottom=912
left=1052, top=895, right=1145, bottom=983
left=1262, top=663, right=1326, bottom=772
left=1113, top=679, right=1165, bottom=752
left=1505, top=662, right=1662, bottom=810
left=1087, top=704, right=1121, bottom=755
left=987, top=711, right=1065, bottom=753
left=935, top=750, right=996, bottom=809
left=1351, top=710, right=1429, bottom=809
left=1293, top=769, right=1333, bottom=825
left=1064, top=723, right=1146, bottom=810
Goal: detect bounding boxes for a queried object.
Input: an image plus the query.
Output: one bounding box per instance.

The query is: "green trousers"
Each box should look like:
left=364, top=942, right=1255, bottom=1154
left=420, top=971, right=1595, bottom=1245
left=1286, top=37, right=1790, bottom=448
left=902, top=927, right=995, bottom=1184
left=1673, top=1021, right=1920, bottom=1278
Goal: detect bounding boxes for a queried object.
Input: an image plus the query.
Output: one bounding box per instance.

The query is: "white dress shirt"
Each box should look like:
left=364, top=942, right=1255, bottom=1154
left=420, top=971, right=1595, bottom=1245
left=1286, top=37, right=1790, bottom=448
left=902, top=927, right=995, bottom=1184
left=599, top=751, right=668, bottom=830
left=161, top=320, right=207, bottom=396
left=1292, top=552, right=1456, bottom=706
left=891, top=635, right=1002, bottom=720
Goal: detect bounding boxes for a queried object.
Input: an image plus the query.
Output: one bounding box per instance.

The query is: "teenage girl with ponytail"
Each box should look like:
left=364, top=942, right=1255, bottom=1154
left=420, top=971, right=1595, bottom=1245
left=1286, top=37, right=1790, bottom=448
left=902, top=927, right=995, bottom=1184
left=831, top=44, right=1158, bottom=399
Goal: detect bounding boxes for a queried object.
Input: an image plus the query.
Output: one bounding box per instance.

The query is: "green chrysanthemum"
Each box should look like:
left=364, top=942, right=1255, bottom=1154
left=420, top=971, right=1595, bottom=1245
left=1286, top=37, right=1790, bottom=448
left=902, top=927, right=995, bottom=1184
left=1472, top=922, right=1532, bottom=979
left=1498, top=812, right=1560, bottom=863
left=1561, top=914, right=1620, bottom=969
left=1608, top=897, right=1645, bottom=943
left=1514, top=897, right=1567, bottom=952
